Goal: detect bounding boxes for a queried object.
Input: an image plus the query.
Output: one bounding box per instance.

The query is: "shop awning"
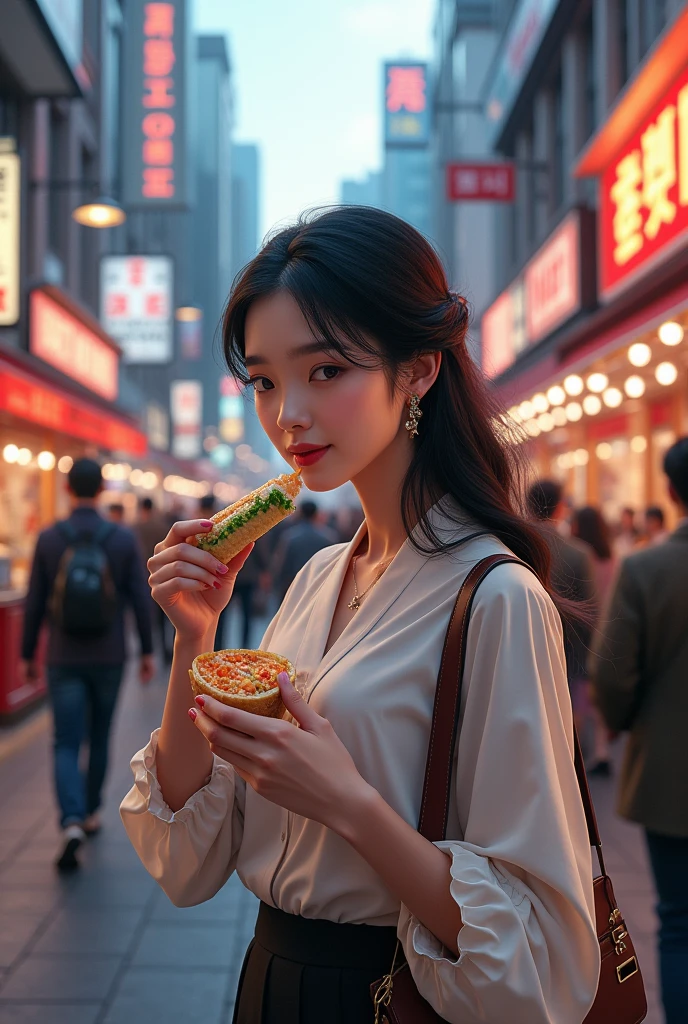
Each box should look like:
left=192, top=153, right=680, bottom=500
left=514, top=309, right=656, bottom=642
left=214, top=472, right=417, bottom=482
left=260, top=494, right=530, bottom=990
left=0, top=357, right=147, bottom=457
left=0, top=0, right=85, bottom=96
left=574, top=6, right=688, bottom=177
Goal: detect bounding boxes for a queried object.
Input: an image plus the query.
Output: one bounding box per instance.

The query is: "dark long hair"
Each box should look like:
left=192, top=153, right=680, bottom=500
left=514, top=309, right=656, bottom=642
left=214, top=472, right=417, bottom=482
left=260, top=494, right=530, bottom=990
left=222, top=206, right=557, bottom=598
left=572, top=506, right=613, bottom=560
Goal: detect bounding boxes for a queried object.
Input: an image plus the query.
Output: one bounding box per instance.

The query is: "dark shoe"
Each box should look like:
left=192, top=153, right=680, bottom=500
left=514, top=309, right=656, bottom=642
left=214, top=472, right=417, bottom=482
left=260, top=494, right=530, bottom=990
left=588, top=759, right=612, bottom=778
left=56, top=824, right=86, bottom=871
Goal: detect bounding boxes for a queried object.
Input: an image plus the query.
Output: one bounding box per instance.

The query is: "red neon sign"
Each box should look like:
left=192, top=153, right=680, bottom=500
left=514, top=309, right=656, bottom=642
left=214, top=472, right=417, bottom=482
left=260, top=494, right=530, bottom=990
left=599, top=64, right=688, bottom=299
left=142, top=3, right=176, bottom=199
left=0, top=364, right=147, bottom=456
left=446, top=162, right=515, bottom=201
left=30, top=291, right=119, bottom=402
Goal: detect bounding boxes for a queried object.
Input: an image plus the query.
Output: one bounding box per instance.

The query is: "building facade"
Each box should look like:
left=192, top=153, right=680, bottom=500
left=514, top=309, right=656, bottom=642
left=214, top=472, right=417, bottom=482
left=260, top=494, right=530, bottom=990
left=431, top=0, right=500, bottom=335
left=0, top=0, right=151, bottom=713
left=476, top=0, right=688, bottom=526
left=340, top=170, right=383, bottom=208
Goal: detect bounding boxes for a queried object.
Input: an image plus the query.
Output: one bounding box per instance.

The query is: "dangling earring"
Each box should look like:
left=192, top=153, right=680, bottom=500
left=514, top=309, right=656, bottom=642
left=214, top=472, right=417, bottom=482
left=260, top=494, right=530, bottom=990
left=405, top=394, right=422, bottom=439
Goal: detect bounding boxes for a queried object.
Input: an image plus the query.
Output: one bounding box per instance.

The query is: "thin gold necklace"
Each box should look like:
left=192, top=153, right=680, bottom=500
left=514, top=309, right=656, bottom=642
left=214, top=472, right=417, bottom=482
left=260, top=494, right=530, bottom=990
left=348, top=555, right=394, bottom=612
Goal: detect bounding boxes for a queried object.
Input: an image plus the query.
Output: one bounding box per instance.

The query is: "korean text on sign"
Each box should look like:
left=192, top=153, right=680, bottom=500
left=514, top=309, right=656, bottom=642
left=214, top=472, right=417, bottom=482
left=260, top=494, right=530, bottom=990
left=601, top=66, right=688, bottom=297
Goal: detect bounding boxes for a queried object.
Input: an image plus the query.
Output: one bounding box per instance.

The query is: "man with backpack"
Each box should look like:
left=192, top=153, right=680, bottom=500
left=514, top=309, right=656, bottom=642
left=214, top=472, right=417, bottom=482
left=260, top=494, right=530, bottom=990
left=20, top=458, right=154, bottom=871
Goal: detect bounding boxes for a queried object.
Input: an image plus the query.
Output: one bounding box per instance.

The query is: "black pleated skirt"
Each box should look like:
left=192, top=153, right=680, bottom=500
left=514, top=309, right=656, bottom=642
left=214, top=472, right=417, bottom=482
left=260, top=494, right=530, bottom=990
left=232, top=902, right=399, bottom=1024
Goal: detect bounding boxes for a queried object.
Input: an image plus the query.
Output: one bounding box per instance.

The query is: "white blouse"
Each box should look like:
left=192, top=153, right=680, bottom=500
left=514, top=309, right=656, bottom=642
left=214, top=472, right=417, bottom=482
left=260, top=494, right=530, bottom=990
left=121, top=502, right=599, bottom=1024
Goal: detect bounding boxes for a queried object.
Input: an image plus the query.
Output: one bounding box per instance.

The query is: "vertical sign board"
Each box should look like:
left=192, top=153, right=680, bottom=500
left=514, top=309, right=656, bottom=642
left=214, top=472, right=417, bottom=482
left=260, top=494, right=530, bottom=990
left=122, top=0, right=190, bottom=209
left=170, top=379, right=202, bottom=459
left=384, top=63, right=430, bottom=147
left=599, top=64, right=688, bottom=300
left=100, top=255, right=173, bottom=364
left=0, top=152, right=20, bottom=326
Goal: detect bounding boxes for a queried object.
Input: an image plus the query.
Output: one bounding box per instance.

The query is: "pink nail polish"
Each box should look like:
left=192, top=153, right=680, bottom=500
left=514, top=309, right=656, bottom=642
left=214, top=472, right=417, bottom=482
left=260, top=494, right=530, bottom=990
left=213, top=580, right=222, bottom=589
left=200, top=520, right=213, bottom=528
left=195, top=695, right=205, bottom=708
left=188, top=708, right=197, bottom=722
left=216, top=564, right=228, bottom=574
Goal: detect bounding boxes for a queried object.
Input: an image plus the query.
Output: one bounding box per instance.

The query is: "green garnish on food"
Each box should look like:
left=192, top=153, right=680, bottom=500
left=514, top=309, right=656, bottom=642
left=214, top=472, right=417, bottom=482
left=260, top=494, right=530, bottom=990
left=199, top=488, right=294, bottom=549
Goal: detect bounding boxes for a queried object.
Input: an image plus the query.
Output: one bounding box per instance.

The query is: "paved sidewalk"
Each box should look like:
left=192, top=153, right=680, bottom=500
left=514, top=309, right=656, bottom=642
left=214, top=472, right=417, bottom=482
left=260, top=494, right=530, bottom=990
left=0, top=639, right=664, bottom=1022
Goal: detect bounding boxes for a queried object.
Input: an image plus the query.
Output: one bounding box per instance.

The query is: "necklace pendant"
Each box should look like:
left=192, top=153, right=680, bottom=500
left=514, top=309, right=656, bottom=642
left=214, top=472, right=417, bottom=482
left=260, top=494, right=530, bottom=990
left=348, top=595, right=360, bottom=611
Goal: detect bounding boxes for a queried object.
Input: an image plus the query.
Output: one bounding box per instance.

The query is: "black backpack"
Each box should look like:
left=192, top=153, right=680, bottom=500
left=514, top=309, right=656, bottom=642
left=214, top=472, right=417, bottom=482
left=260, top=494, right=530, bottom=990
left=50, top=520, right=118, bottom=636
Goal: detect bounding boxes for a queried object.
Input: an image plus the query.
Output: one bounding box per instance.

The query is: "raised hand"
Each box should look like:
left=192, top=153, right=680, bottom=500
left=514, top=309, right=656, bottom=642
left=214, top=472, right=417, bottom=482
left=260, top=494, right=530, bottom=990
left=147, top=518, right=253, bottom=642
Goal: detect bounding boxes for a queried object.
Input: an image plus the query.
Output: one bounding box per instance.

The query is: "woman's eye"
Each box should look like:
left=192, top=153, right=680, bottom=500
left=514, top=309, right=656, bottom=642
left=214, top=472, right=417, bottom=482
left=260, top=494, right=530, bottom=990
left=250, top=377, right=274, bottom=393
left=311, top=365, right=342, bottom=382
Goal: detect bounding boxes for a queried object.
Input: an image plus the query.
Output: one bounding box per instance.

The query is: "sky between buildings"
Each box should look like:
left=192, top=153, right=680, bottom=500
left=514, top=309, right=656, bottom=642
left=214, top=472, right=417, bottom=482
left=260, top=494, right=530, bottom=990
left=195, top=0, right=434, bottom=239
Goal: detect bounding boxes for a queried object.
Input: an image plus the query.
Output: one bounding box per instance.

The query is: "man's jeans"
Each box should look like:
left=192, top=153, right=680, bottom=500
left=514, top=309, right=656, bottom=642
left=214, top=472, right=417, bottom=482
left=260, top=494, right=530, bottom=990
left=646, top=830, right=688, bottom=1023
left=47, top=664, right=124, bottom=828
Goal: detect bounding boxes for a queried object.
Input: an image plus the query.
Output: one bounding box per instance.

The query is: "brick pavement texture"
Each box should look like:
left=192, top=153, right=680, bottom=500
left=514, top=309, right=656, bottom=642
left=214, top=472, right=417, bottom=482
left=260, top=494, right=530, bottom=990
left=0, top=620, right=664, bottom=1022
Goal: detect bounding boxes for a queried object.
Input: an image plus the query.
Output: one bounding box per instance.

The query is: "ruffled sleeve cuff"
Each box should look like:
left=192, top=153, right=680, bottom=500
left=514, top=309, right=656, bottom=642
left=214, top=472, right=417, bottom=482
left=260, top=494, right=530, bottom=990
left=129, top=727, right=235, bottom=823
left=120, top=728, right=243, bottom=907
left=397, top=842, right=597, bottom=1024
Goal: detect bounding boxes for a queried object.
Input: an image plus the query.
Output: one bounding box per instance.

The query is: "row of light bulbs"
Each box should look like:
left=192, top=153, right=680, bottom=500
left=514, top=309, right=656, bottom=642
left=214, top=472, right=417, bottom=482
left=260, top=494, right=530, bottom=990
left=555, top=435, right=648, bottom=471
left=3, top=445, right=62, bottom=471
left=163, top=475, right=211, bottom=498
left=102, top=463, right=160, bottom=490
left=509, top=320, right=684, bottom=438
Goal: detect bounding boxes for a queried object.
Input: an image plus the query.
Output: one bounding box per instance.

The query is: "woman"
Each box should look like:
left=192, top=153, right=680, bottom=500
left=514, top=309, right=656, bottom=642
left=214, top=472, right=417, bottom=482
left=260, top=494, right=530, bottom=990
left=571, top=506, right=618, bottom=776
left=121, top=207, right=599, bottom=1023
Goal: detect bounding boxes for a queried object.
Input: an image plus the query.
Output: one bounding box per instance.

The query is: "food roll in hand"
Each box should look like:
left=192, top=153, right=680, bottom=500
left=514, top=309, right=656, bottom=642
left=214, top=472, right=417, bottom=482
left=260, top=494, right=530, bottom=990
left=192, top=471, right=302, bottom=565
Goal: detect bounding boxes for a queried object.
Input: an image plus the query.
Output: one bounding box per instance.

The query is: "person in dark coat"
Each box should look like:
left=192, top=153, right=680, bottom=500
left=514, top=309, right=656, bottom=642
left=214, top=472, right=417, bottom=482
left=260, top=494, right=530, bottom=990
left=20, top=459, right=154, bottom=870
left=591, top=437, right=688, bottom=1024
left=526, top=479, right=596, bottom=691
left=272, top=500, right=338, bottom=603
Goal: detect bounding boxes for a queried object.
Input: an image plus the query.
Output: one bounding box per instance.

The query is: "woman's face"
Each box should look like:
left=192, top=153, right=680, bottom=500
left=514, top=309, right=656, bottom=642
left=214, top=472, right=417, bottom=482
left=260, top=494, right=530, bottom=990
left=243, top=290, right=408, bottom=492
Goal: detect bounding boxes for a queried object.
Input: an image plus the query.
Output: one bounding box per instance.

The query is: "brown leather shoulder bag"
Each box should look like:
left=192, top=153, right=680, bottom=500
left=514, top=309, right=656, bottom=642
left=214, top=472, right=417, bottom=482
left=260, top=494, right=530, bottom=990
left=372, top=554, right=647, bottom=1024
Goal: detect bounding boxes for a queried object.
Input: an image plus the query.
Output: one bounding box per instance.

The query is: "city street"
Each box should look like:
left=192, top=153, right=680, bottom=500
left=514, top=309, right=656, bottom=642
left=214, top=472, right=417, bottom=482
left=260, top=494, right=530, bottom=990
left=0, top=631, right=664, bottom=1023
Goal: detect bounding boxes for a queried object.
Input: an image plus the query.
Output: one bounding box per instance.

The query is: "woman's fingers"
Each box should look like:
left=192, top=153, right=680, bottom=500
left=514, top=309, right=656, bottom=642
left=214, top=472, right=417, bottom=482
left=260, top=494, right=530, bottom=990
left=149, top=558, right=225, bottom=591
left=191, top=707, right=259, bottom=757
left=148, top=542, right=227, bottom=577
left=154, top=519, right=213, bottom=556
left=152, top=577, right=210, bottom=602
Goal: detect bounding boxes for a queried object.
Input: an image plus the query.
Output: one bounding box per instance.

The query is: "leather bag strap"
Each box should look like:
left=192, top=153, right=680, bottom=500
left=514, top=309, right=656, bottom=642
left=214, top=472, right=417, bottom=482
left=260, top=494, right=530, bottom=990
left=417, top=554, right=605, bottom=873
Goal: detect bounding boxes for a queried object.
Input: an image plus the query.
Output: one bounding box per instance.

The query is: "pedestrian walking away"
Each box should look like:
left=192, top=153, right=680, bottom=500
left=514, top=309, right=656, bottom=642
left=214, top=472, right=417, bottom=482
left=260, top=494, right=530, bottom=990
left=570, top=505, right=618, bottom=776
left=525, top=478, right=596, bottom=691
left=21, top=458, right=154, bottom=872
left=591, top=436, right=688, bottom=1024
left=122, top=207, right=599, bottom=1023
left=272, top=499, right=338, bottom=602
left=135, top=496, right=172, bottom=661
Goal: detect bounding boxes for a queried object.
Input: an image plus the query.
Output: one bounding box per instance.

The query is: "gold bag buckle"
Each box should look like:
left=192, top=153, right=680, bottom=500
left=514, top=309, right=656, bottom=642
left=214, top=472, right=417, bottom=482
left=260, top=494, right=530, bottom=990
left=617, top=956, right=639, bottom=984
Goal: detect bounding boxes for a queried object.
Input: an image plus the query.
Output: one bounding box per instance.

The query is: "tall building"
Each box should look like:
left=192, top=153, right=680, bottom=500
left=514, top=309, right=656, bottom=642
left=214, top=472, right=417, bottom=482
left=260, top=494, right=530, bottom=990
left=381, top=62, right=432, bottom=238
left=0, top=0, right=149, bottom=713
left=191, top=35, right=234, bottom=438
left=477, top=0, right=688, bottom=525
left=228, top=142, right=273, bottom=465
left=431, top=0, right=499, bottom=344
left=340, top=171, right=383, bottom=208
left=232, top=144, right=260, bottom=277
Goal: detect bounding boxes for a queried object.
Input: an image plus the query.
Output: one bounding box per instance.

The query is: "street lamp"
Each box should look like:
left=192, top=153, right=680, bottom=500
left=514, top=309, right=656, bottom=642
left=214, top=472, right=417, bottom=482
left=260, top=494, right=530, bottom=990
left=72, top=196, right=125, bottom=227
left=30, top=179, right=126, bottom=228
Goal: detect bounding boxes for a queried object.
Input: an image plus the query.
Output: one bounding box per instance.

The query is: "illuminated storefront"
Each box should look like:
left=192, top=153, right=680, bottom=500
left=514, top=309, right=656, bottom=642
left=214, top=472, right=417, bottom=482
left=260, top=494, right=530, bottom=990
left=484, top=13, right=688, bottom=527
